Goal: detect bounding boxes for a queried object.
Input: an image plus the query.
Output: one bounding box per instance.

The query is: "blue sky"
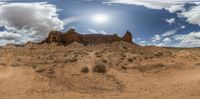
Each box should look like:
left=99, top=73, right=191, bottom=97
left=0, top=0, right=200, bottom=47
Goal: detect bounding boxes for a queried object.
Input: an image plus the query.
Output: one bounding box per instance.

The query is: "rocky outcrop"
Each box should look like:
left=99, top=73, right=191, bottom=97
left=81, top=34, right=122, bottom=45
left=123, top=31, right=133, bottom=43
left=62, top=28, right=83, bottom=44
left=41, top=28, right=135, bottom=46
left=41, top=31, right=62, bottom=44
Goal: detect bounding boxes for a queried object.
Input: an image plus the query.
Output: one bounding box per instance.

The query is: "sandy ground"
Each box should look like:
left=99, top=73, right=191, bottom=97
left=0, top=42, right=200, bottom=99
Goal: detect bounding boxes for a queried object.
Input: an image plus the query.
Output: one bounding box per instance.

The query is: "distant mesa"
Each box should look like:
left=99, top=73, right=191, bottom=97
left=41, top=28, right=135, bottom=46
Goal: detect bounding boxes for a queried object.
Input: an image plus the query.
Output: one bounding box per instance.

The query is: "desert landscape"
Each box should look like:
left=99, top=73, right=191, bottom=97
left=1, top=0, right=200, bottom=99
left=1, top=29, right=200, bottom=99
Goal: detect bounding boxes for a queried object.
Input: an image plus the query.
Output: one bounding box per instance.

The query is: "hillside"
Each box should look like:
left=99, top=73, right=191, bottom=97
left=0, top=32, right=200, bottom=99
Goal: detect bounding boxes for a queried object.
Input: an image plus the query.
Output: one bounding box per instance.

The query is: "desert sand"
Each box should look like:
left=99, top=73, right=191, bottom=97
left=0, top=42, right=200, bottom=99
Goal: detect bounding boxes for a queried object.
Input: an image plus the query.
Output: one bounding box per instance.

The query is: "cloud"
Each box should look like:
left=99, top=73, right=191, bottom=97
left=151, top=29, right=177, bottom=42
left=151, top=35, right=161, bottom=42
left=105, top=0, right=200, bottom=47
left=139, top=41, right=146, bottom=43
left=156, top=43, right=166, bottom=47
left=180, top=5, right=200, bottom=26
left=105, top=0, right=199, bottom=10
left=138, top=41, right=146, bottom=45
left=163, top=38, right=172, bottom=43
left=151, top=30, right=200, bottom=47
left=88, top=28, right=98, bottom=34
left=136, top=37, right=141, bottom=40
left=174, top=31, right=200, bottom=47
left=63, top=16, right=82, bottom=26
left=0, top=39, right=15, bottom=46
left=88, top=28, right=108, bottom=34
left=161, top=29, right=177, bottom=37
left=165, top=18, right=175, bottom=25
left=0, top=2, right=63, bottom=45
left=181, top=25, right=186, bottom=29
left=166, top=4, right=185, bottom=13
left=150, top=29, right=178, bottom=47
left=0, top=31, right=21, bottom=40
left=105, top=0, right=200, bottom=26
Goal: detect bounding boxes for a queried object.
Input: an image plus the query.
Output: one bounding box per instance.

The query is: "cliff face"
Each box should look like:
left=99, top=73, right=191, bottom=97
left=42, top=31, right=62, bottom=44
left=62, top=28, right=83, bottom=44
left=81, top=34, right=122, bottom=45
left=123, top=31, right=133, bottom=43
left=41, top=28, right=134, bottom=45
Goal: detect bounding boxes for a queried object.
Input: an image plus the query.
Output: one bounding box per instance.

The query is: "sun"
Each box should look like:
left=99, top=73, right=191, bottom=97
left=92, top=14, right=109, bottom=24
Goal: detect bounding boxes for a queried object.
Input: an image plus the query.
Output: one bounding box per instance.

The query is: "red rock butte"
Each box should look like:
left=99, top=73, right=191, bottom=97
left=41, top=28, right=136, bottom=46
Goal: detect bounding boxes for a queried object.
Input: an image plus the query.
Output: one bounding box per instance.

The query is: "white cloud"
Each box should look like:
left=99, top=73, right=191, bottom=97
left=166, top=5, right=185, bottom=13
left=163, top=38, right=172, bottom=43
left=138, top=41, right=147, bottom=46
left=180, top=5, right=200, bottom=26
left=161, top=29, right=177, bottom=37
left=136, top=37, right=141, bottom=40
left=100, top=30, right=108, bottom=34
left=151, top=35, right=161, bottom=42
left=150, top=29, right=178, bottom=47
left=103, top=0, right=200, bottom=47
left=105, top=0, right=199, bottom=10
left=88, top=28, right=98, bottom=34
left=181, top=25, right=186, bottom=29
left=0, top=31, right=21, bottom=40
left=88, top=28, right=108, bottom=34
left=0, top=39, right=15, bottom=46
left=174, top=31, right=200, bottom=47
left=165, top=18, right=175, bottom=25
left=105, top=0, right=200, bottom=26
left=156, top=43, right=166, bottom=47
left=150, top=30, right=200, bottom=47
left=63, top=16, right=82, bottom=26
left=139, top=41, right=146, bottom=44
left=0, top=2, right=63, bottom=45
left=151, top=29, right=177, bottom=43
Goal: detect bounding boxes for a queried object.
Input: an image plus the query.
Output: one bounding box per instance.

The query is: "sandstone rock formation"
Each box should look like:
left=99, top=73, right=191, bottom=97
left=123, top=30, right=133, bottom=43
left=41, top=28, right=134, bottom=45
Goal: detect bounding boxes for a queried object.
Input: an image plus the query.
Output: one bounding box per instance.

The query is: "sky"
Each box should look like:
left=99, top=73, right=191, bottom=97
left=0, top=0, right=200, bottom=47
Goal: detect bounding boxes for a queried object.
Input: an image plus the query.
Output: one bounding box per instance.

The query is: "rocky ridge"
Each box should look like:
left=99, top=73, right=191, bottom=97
left=41, top=28, right=135, bottom=46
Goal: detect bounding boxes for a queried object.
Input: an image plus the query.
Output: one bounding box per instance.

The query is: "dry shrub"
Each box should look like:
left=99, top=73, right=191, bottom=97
left=101, top=59, right=108, bottom=63
left=93, top=63, right=107, bottom=73
left=35, top=67, right=46, bottom=73
left=154, top=51, right=164, bottom=57
left=95, top=52, right=102, bottom=57
left=0, top=63, right=6, bottom=66
left=64, top=58, right=77, bottom=63
left=121, top=66, right=127, bottom=70
left=11, top=63, right=20, bottom=67
left=81, top=67, right=89, bottom=73
left=128, top=58, right=133, bottom=63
